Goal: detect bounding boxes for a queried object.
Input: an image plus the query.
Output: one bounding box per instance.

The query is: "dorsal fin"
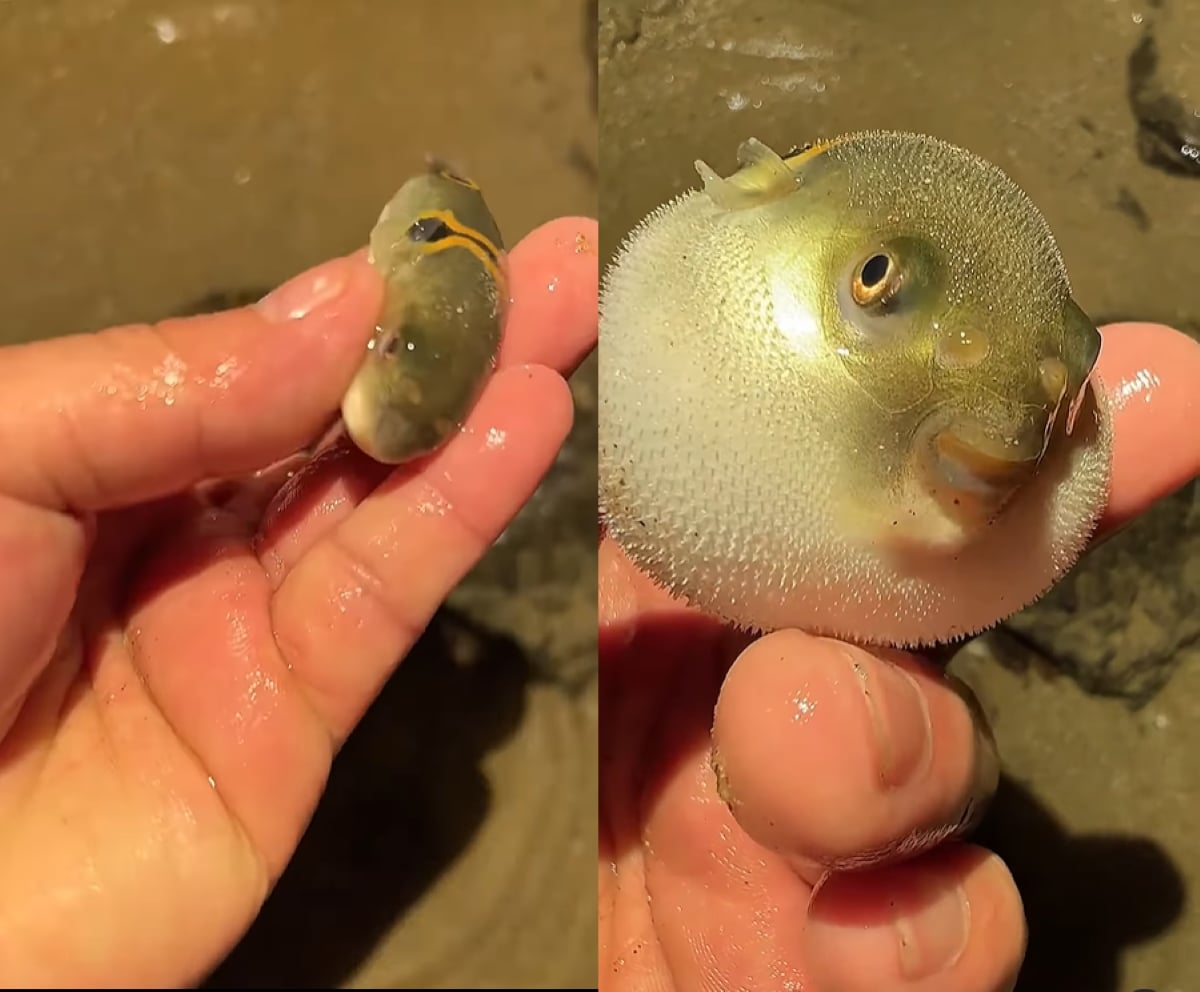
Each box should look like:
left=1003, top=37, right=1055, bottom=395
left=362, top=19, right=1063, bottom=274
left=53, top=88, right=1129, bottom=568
left=695, top=138, right=800, bottom=210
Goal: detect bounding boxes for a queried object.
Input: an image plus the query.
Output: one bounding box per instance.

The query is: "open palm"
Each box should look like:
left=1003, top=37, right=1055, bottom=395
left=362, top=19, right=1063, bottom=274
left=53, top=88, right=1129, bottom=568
left=0, top=218, right=598, bottom=987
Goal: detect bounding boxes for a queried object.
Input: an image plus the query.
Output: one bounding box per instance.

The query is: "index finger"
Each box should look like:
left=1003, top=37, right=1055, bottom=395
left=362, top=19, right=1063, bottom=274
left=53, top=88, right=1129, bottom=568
left=0, top=253, right=382, bottom=512
left=1093, top=321, right=1200, bottom=538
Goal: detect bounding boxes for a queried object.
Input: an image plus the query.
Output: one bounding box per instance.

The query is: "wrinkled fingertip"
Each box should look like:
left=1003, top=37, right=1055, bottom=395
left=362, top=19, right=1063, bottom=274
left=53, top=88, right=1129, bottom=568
left=803, top=844, right=1026, bottom=992
left=713, top=630, right=996, bottom=875
left=712, top=628, right=883, bottom=859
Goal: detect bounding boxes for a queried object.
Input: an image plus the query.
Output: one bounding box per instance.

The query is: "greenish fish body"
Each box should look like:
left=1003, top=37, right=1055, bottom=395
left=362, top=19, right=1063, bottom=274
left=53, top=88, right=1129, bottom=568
left=342, top=163, right=507, bottom=464
left=599, top=131, right=1113, bottom=648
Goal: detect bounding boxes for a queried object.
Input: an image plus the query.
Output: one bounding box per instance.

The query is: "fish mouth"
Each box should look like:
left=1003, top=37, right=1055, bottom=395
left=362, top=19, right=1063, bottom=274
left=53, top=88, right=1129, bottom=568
left=920, top=337, right=1101, bottom=522
left=926, top=391, right=1070, bottom=519
left=929, top=421, right=1044, bottom=506
left=905, top=402, right=1055, bottom=544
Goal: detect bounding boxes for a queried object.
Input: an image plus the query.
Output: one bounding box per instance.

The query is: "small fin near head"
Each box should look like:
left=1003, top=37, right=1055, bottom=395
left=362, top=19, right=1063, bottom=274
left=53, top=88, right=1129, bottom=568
left=423, top=153, right=481, bottom=190
left=694, top=137, right=800, bottom=211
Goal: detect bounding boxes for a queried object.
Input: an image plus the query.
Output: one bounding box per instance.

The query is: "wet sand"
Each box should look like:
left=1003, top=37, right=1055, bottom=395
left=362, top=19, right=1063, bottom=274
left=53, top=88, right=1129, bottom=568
left=599, top=0, right=1198, bottom=988
left=0, top=0, right=598, bottom=987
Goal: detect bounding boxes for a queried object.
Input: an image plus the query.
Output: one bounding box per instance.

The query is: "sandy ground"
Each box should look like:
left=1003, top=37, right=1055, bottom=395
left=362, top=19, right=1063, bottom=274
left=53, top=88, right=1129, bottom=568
left=599, top=0, right=1198, bottom=989
left=0, top=0, right=598, bottom=987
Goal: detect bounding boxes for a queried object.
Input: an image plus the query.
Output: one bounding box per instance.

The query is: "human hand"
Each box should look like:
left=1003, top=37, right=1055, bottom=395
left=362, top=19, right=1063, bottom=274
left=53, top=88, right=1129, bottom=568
left=0, top=217, right=598, bottom=986
left=599, top=322, right=1200, bottom=991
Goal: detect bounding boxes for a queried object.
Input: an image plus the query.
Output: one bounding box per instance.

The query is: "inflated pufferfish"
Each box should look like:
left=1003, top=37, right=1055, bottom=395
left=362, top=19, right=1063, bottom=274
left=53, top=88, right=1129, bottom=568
left=341, top=162, right=508, bottom=464
left=598, top=131, right=1113, bottom=648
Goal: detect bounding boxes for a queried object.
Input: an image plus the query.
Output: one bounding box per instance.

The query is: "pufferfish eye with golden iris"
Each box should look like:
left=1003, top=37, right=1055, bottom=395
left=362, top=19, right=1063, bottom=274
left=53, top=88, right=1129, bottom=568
left=850, top=249, right=901, bottom=308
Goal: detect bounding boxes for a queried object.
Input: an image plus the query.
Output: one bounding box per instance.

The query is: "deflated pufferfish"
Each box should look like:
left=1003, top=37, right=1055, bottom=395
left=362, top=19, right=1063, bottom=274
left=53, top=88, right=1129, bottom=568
left=598, top=131, right=1112, bottom=648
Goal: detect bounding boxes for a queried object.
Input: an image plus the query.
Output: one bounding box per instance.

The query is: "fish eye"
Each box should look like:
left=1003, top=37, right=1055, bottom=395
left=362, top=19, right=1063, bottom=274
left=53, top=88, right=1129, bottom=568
left=407, top=216, right=451, bottom=243
left=851, top=251, right=902, bottom=308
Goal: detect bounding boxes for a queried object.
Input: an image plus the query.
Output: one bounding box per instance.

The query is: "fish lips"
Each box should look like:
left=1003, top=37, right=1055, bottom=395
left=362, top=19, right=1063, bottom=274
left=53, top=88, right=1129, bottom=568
left=919, top=306, right=1102, bottom=519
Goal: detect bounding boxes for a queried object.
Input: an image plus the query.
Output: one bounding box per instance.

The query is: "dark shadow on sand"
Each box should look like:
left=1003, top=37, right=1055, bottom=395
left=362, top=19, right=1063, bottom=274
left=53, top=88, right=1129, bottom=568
left=976, top=773, right=1186, bottom=991
left=203, top=608, right=531, bottom=989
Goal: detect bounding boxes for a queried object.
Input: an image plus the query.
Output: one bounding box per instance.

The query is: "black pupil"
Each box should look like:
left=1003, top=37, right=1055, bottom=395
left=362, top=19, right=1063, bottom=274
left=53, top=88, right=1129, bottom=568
left=861, top=253, right=890, bottom=288
left=408, top=216, right=451, bottom=243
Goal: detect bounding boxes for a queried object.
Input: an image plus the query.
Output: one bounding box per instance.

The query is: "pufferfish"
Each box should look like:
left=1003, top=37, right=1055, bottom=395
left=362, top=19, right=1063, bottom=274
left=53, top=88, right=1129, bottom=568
left=598, top=131, right=1113, bottom=648
left=341, top=161, right=508, bottom=464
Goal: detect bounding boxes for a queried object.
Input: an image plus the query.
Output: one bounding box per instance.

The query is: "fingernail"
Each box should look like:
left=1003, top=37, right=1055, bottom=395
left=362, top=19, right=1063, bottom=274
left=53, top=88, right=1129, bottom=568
left=838, top=644, right=933, bottom=789
left=893, top=876, right=970, bottom=979
left=805, top=863, right=973, bottom=984
left=256, top=258, right=352, bottom=323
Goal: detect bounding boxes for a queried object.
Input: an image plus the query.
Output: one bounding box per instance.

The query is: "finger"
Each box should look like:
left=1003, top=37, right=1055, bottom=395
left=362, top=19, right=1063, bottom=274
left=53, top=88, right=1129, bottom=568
left=598, top=532, right=644, bottom=647
left=631, top=619, right=813, bottom=991
left=600, top=533, right=800, bottom=987
left=803, top=844, right=1026, bottom=992
left=498, top=216, right=598, bottom=375
left=599, top=531, right=708, bottom=628
left=0, top=253, right=383, bottom=512
left=0, top=495, right=89, bottom=733
left=271, top=363, right=573, bottom=742
left=255, top=220, right=599, bottom=586
left=711, top=631, right=998, bottom=880
left=198, top=450, right=318, bottom=526
left=1095, top=321, right=1200, bottom=538
left=253, top=441, right=389, bottom=587
left=598, top=533, right=746, bottom=856
left=599, top=542, right=1016, bottom=989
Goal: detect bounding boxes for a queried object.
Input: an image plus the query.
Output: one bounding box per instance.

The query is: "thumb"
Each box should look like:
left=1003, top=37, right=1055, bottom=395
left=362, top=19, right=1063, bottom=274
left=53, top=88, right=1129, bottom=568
left=0, top=253, right=383, bottom=512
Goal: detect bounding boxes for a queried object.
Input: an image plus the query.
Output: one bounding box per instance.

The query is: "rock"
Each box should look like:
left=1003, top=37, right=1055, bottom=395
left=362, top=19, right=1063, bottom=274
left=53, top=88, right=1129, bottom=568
left=1127, top=4, right=1200, bottom=177
left=1002, top=479, right=1200, bottom=706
